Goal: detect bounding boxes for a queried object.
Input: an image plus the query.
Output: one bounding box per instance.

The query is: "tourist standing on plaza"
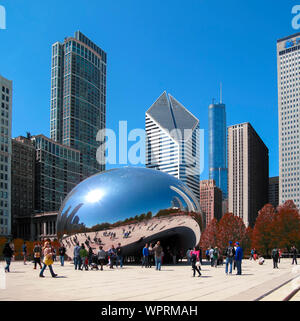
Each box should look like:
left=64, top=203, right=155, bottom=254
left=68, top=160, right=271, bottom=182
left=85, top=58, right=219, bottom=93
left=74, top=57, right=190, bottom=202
left=153, top=241, right=163, bottom=271
left=278, top=249, right=282, bottom=263
left=190, top=246, right=201, bottom=277
left=225, top=241, right=235, bottom=275
left=33, top=243, right=42, bottom=269
left=88, top=246, right=93, bottom=266
left=22, top=241, right=27, bottom=265
left=2, top=242, right=14, bottom=272
left=186, top=248, right=192, bottom=265
left=97, top=246, right=106, bottom=271
left=213, top=247, right=219, bottom=268
left=142, top=243, right=149, bottom=268
left=148, top=243, right=154, bottom=267
left=116, top=243, right=123, bottom=268
left=39, top=241, right=57, bottom=278
left=291, top=246, right=298, bottom=265
left=271, top=247, right=279, bottom=269
left=250, top=249, right=254, bottom=260
left=235, top=242, right=243, bottom=275
left=58, top=243, right=66, bottom=266
left=108, top=245, right=117, bottom=269
left=79, top=244, right=88, bottom=270
left=205, top=248, right=210, bottom=262
left=73, top=242, right=81, bottom=270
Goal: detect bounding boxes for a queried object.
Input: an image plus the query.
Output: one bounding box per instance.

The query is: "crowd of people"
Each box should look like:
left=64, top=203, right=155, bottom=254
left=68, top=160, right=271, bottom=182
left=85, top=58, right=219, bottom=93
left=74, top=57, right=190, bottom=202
left=1, top=238, right=299, bottom=279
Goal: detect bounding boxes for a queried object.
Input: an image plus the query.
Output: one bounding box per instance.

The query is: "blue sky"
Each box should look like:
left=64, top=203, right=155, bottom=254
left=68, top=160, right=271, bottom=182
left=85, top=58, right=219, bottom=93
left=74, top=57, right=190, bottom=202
left=0, top=0, right=298, bottom=179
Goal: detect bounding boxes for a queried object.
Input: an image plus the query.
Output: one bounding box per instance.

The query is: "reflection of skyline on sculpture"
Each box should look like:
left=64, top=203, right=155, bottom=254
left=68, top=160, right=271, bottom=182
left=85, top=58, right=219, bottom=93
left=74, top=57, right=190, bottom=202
left=56, top=167, right=202, bottom=238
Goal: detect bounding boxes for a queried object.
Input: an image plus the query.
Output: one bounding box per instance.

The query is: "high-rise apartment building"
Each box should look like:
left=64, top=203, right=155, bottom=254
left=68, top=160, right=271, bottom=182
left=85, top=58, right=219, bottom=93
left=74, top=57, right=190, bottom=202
left=50, top=31, right=106, bottom=178
left=269, top=176, right=279, bottom=208
left=11, top=135, right=35, bottom=240
left=0, top=75, right=12, bottom=236
left=199, top=179, right=222, bottom=228
left=228, top=122, right=269, bottom=227
left=32, top=135, right=81, bottom=213
left=208, top=102, right=227, bottom=199
left=145, top=91, right=200, bottom=201
left=277, top=33, right=300, bottom=208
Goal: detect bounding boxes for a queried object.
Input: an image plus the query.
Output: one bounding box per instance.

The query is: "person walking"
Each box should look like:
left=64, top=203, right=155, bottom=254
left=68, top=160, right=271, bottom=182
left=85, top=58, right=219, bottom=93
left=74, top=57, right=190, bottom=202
left=79, top=244, right=88, bottom=270
left=190, top=246, right=201, bottom=277
left=97, top=246, right=106, bottom=271
left=108, top=245, right=117, bottom=269
left=33, top=243, right=42, bottom=269
left=250, top=249, right=254, bottom=260
left=209, top=247, right=214, bottom=267
left=291, top=246, right=298, bottom=265
left=116, top=243, right=123, bottom=268
left=278, top=249, right=282, bottom=263
left=272, top=247, right=279, bottom=269
left=235, top=242, right=243, bottom=275
left=58, top=243, right=66, bottom=266
left=153, top=241, right=163, bottom=271
left=225, top=241, right=235, bottom=275
left=2, top=242, right=14, bottom=272
left=22, top=241, right=27, bottom=265
left=142, top=243, right=149, bottom=268
left=39, top=242, right=57, bottom=278
left=213, top=247, right=219, bottom=268
left=73, top=243, right=81, bottom=270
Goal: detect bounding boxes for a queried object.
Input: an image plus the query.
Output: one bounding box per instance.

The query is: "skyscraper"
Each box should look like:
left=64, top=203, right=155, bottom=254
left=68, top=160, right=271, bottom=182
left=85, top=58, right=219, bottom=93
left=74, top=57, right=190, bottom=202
left=145, top=91, right=200, bottom=201
left=277, top=33, right=300, bottom=208
left=50, top=31, right=106, bottom=178
left=0, top=75, right=12, bottom=236
left=199, top=179, right=222, bottom=228
left=228, top=122, right=269, bottom=227
left=208, top=102, right=227, bottom=199
left=269, top=176, right=279, bottom=208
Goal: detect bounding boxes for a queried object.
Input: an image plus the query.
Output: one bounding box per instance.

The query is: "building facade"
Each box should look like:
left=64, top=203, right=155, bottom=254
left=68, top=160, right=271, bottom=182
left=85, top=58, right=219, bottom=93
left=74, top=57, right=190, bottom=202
left=11, top=135, right=35, bottom=240
left=50, top=31, right=106, bottom=178
left=32, top=134, right=81, bottom=213
left=228, top=122, right=269, bottom=227
left=277, top=33, right=300, bottom=208
left=199, top=179, right=222, bottom=228
left=145, top=91, right=200, bottom=201
left=0, top=75, right=12, bottom=236
left=208, top=102, right=227, bottom=199
left=269, top=176, right=279, bottom=209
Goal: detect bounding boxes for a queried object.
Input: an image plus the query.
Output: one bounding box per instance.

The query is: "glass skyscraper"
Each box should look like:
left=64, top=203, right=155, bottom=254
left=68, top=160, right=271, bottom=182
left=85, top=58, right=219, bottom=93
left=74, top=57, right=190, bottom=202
left=50, top=31, right=106, bottom=178
left=208, top=103, right=227, bottom=199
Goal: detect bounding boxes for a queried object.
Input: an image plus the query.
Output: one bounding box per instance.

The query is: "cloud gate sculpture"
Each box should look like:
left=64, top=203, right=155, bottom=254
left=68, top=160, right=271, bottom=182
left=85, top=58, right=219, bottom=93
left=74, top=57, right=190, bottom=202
left=57, top=167, right=203, bottom=258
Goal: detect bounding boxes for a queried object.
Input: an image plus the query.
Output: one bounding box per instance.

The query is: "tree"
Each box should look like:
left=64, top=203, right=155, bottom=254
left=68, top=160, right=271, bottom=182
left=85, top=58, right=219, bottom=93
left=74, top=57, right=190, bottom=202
left=252, top=204, right=276, bottom=257
left=217, top=213, right=247, bottom=252
left=272, top=200, right=300, bottom=252
left=200, top=218, right=219, bottom=249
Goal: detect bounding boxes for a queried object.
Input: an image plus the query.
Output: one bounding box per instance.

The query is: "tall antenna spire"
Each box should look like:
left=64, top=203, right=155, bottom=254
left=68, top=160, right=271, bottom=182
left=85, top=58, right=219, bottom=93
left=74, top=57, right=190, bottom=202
left=220, top=82, right=223, bottom=104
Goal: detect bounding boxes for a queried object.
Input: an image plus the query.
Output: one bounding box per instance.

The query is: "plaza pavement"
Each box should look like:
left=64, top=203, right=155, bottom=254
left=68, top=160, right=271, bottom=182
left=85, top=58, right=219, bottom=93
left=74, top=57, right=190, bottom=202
left=0, top=258, right=299, bottom=301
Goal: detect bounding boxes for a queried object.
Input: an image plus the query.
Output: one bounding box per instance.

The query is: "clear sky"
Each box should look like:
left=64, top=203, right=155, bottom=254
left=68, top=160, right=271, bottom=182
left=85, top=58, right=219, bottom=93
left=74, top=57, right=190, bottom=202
left=0, top=0, right=298, bottom=179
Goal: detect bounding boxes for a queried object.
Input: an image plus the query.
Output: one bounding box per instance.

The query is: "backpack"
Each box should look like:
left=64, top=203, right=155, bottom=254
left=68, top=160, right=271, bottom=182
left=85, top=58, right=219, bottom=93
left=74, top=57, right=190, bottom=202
left=227, top=247, right=234, bottom=258
left=191, top=253, right=197, bottom=263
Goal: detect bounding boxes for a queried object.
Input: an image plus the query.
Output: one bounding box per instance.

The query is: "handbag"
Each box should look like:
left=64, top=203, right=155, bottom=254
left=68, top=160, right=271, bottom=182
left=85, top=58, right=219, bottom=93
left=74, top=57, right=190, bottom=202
left=196, top=261, right=201, bottom=267
left=44, top=254, right=53, bottom=266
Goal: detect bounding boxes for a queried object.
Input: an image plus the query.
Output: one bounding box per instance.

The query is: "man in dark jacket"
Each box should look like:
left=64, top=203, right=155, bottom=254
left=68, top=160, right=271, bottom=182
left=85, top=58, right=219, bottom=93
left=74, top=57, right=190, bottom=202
left=3, top=242, right=14, bottom=272
left=225, top=241, right=236, bottom=274
left=58, top=244, right=66, bottom=266
left=272, top=247, right=279, bottom=269
left=116, top=243, right=123, bottom=268
left=235, top=242, right=243, bottom=275
left=291, top=246, right=298, bottom=265
left=153, top=241, right=163, bottom=271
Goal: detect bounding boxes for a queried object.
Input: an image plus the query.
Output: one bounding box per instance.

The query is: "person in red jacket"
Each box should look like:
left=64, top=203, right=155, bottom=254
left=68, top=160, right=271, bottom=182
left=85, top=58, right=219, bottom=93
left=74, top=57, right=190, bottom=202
left=190, top=246, right=201, bottom=277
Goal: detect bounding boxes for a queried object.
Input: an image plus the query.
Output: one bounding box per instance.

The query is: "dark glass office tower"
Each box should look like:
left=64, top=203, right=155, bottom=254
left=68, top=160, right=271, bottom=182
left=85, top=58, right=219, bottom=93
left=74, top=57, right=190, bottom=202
left=50, top=31, right=106, bottom=178
left=208, top=103, right=227, bottom=199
